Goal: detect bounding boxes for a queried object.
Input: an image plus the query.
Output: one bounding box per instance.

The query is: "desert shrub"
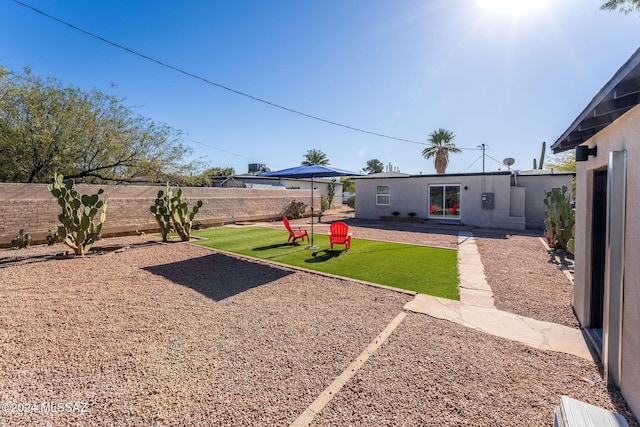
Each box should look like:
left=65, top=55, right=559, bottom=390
left=283, top=200, right=307, bottom=219
left=320, top=195, right=329, bottom=212
left=46, top=229, right=61, bottom=246
left=392, top=211, right=400, bottom=216
left=408, top=212, right=416, bottom=217
left=11, top=229, right=32, bottom=249
left=347, top=196, right=355, bottom=209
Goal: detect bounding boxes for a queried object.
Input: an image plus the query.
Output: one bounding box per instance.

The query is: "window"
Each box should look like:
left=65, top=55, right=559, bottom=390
left=428, top=185, right=460, bottom=219
left=376, top=185, right=390, bottom=205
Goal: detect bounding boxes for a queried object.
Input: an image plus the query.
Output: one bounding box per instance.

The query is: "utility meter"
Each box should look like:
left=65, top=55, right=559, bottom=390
left=481, top=193, right=494, bottom=210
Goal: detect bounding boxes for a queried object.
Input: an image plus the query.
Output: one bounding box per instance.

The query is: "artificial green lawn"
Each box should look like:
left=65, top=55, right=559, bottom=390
left=192, top=227, right=459, bottom=299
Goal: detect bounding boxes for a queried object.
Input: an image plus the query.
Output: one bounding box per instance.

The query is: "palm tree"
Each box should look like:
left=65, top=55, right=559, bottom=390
left=422, top=128, right=460, bottom=174
left=302, top=149, right=329, bottom=166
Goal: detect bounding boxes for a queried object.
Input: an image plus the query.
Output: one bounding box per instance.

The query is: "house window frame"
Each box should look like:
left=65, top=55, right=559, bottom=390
left=428, top=184, right=461, bottom=219
left=376, top=185, right=390, bottom=206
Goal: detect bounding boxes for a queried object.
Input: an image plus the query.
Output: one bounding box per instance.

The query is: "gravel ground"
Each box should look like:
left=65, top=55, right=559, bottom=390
left=314, top=313, right=638, bottom=427
left=474, top=232, right=578, bottom=328
left=0, top=237, right=410, bottom=425
left=1, top=226, right=636, bottom=426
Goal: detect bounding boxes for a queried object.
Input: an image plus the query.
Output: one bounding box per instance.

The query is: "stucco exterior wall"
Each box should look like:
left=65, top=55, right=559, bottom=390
left=509, top=186, right=526, bottom=217
left=573, top=160, right=590, bottom=327
left=239, top=177, right=343, bottom=208
left=573, top=104, right=640, bottom=420
left=354, top=173, right=526, bottom=230
left=515, top=174, right=574, bottom=229
left=0, top=183, right=316, bottom=246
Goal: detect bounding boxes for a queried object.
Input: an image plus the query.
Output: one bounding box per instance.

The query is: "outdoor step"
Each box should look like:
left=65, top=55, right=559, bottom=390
left=554, top=396, right=629, bottom=427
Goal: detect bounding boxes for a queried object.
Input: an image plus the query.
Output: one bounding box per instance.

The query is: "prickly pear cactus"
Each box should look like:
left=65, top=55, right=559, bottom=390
left=543, top=185, right=574, bottom=251
left=150, top=184, right=174, bottom=242
left=150, top=183, right=203, bottom=242
left=47, top=173, right=108, bottom=256
left=567, top=223, right=576, bottom=255
left=11, top=229, right=32, bottom=249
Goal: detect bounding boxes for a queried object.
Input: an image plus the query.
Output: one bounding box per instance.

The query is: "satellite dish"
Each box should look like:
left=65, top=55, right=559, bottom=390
left=503, top=158, right=515, bottom=171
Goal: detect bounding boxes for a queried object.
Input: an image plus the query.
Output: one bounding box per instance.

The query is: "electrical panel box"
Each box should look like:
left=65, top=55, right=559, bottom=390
left=481, top=192, right=494, bottom=210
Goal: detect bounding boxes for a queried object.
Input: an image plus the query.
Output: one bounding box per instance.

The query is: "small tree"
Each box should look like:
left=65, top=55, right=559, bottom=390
left=362, top=159, right=384, bottom=174
left=326, top=178, right=337, bottom=209
left=546, top=150, right=577, bottom=197
left=601, top=0, right=640, bottom=13
left=341, top=177, right=355, bottom=193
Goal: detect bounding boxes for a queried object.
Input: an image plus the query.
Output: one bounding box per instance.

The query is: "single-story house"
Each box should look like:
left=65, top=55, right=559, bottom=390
left=354, top=170, right=573, bottom=230
left=551, top=47, right=640, bottom=422
left=209, top=175, right=343, bottom=208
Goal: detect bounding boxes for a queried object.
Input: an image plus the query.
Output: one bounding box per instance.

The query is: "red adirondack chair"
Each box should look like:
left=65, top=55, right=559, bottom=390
left=328, top=221, right=352, bottom=252
left=282, top=217, right=309, bottom=244
left=447, top=203, right=459, bottom=215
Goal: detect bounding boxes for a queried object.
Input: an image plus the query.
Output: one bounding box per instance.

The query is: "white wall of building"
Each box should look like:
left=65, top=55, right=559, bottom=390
left=572, top=104, right=640, bottom=419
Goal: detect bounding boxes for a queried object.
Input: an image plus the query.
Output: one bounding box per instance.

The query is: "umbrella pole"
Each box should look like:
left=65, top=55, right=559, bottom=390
left=307, top=175, right=319, bottom=249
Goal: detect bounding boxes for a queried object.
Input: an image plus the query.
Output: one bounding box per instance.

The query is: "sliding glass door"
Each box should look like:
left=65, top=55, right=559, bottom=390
left=428, top=185, right=461, bottom=219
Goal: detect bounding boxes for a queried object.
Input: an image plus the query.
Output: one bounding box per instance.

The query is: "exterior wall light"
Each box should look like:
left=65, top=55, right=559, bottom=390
left=575, top=145, right=597, bottom=162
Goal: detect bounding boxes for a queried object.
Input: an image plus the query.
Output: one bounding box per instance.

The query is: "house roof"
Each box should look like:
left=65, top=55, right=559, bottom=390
left=355, top=172, right=410, bottom=179
left=551, top=47, right=640, bottom=154
left=514, top=169, right=575, bottom=176
left=354, top=171, right=512, bottom=179
left=354, top=170, right=573, bottom=179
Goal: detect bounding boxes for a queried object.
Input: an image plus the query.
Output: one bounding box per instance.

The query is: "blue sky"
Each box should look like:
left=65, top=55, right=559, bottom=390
left=1, top=0, right=640, bottom=175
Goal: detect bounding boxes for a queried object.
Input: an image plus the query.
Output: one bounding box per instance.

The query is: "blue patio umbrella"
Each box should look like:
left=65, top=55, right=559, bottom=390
left=260, top=164, right=361, bottom=249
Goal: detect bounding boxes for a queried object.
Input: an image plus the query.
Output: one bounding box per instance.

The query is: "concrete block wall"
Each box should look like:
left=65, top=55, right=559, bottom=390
left=0, top=183, right=316, bottom=245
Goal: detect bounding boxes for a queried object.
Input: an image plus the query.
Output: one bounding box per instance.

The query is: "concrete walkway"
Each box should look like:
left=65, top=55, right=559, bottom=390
left=404, top=231, right=594, bottom=361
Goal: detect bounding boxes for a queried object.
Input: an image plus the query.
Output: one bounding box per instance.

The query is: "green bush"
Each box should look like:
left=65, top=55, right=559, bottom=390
left=320, top=195, right=329, bottom=212
left=347, top=196, right=355, bottom=209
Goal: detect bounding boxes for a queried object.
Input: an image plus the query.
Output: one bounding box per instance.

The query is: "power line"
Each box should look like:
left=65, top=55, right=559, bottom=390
left=183, top=137, right=289, bottom=170
left=462, top=155, right=484, bottom=173
left=12, top=0, right=428, bottom=146
left=183, top=137, right=267, bottom=164
left=485, top=153, right=509, bottom=167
